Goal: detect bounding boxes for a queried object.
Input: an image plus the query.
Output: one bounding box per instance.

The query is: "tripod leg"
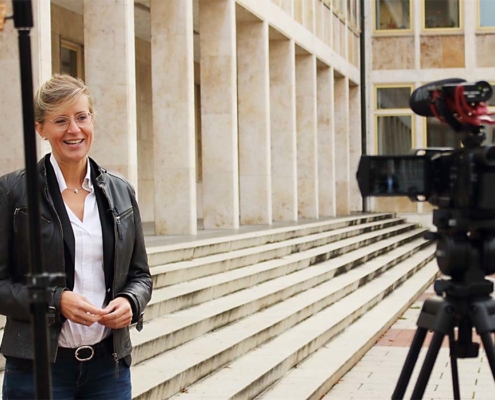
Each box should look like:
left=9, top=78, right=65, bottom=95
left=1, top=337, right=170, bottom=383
left=479, top=332, right=495, bottom=381
left=411, top=331, right=445, bottom=400
left=448, top=330, right=460, bottom=400
left=392, top=328, right=428, bottom=400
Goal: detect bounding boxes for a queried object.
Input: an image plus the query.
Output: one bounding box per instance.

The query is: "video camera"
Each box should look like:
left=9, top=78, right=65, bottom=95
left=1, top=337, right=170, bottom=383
left=356, top=78, right=495, bottom=279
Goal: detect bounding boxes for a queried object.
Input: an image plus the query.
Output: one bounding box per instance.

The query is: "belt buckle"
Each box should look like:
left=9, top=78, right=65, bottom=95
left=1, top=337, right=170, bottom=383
left=75, top=345, right=94, bottom=362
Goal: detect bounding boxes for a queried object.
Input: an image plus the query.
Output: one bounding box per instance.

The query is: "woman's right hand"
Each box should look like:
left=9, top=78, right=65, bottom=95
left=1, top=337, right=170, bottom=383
left=60, top=291, right=106, bottom=326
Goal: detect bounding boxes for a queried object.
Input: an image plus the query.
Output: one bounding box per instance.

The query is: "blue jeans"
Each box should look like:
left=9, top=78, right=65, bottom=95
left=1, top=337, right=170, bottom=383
left=2, top=355, right=131, bottom=399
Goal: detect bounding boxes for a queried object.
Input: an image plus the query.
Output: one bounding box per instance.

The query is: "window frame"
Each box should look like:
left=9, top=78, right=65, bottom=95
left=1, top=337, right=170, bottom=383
left=372, top=0, right=413, bottom=35
left=421, top=0, right=463, bottom=33
left=60, top=39, right=84, bottom=79
left=374, top=84, right=415, bottom=155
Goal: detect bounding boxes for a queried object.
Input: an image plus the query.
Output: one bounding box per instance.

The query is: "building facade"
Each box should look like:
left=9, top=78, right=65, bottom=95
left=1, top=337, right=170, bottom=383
left=0, top=0, right=363, bottom=235
left=367, top=0, right=495, bottom=217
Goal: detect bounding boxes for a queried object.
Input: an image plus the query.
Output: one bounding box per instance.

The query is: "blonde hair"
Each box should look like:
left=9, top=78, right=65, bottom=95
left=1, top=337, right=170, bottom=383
left=34, top=74, right=95, bottom=123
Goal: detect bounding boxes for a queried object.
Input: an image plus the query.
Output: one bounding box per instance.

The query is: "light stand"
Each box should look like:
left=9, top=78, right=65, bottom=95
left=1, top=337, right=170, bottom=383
left=1, top=1, right=56, bottom=398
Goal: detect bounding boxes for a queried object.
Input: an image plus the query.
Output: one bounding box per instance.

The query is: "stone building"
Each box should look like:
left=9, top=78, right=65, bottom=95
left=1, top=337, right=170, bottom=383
left=0, top=0, right=362, bottom=236
left=367, top=0, right=495, bottom=218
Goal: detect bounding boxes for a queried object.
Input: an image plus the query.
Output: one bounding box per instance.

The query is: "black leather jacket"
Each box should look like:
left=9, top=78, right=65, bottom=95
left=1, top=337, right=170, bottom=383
left=0, top=155, right=152, bottom=362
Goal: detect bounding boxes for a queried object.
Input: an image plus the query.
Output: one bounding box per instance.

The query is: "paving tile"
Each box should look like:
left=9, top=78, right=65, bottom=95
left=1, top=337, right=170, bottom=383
left=325, top=284, right=495, bottom=400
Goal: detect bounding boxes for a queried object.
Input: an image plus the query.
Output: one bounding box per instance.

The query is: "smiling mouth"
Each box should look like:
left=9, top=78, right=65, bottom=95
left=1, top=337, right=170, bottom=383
left=64, top=139, right=84, bottom=145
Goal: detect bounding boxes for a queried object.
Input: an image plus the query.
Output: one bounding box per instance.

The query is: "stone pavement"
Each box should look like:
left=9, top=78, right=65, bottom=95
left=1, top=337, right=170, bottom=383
left=324, top=285, right=495, bottom=400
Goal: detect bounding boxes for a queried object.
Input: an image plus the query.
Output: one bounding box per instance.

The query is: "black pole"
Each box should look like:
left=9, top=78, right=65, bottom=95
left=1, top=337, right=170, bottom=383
left=12, top=0, right=52, bottom=398
left=359, top=0, right=368, bottom=213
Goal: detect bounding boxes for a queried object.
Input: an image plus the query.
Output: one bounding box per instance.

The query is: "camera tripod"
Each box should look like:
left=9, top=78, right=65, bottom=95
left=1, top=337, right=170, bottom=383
left=391, top=275, right=495, bottom=399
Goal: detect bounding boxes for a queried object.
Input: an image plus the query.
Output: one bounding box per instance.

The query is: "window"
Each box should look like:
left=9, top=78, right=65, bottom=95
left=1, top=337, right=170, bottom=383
left=60, top=40, right=83, bottom=78
left=375, top=86, right=414, bottom=155
left=479, top=0, right=495, bottom=28
left=375, top=0, right=410, bottom=31
left=426, top=117, right=461, bottom=148
left=424, top=0, right=460, bottom=29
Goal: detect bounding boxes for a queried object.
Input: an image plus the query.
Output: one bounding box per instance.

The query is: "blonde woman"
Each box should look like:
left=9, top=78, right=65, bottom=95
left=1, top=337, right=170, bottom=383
left=0, top=74, right=152, bottom=399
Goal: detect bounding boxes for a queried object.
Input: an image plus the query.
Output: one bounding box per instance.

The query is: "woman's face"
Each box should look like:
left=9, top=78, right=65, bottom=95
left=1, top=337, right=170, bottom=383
left=36, top=95, right=94, bottom=166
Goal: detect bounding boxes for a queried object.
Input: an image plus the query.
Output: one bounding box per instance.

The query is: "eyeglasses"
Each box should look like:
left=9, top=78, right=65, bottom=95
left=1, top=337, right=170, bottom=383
left=49, top=112, right=93, bottom=132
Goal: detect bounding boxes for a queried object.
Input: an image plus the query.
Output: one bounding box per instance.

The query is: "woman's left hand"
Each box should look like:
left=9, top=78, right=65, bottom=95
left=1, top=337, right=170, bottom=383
left=99, top=297, right=133, bottom=329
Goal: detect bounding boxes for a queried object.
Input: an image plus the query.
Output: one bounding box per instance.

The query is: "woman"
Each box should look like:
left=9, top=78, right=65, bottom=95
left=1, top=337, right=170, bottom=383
left=0, top=74, right=152, bottom=399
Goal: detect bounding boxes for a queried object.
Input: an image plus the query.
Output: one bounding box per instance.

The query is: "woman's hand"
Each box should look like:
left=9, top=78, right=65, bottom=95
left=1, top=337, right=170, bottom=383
left=60, top=291, right=106, bottom=326
left=98, top=297, right=133, bottom=329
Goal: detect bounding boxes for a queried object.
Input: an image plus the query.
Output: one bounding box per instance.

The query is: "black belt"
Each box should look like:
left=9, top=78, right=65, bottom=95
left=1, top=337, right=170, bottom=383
left=57, top=335, right=113, bottom=362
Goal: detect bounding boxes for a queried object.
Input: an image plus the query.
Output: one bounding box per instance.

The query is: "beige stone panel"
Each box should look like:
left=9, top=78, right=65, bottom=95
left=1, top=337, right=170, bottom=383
left=151, top=0, right=196, bottom=234
left=270, top=39, right=297, bottom=222
left=200, top=55, right=237, bottom=114
left=0, top=0, right=51, bottom=176
left=135, top=38, right=154, bottom=223
left=441, top=36, right=465, bottom=68
left=154, top=169, right=196, bottom=235
left=333, top=14, right=340, bottom=54
left=199, top=1, right=236, bottom=57
left=349, top=84, right=361, bottom=212
left=84, top=0, right=138, bottom=189
left=317, top=66, right=335, bottom=217
left=372, top=37, right=414, bottom=70
left=202, top=170, right=239, bottom=228
left=336, top=181, right=349, bottom=215
left=476, top=34, right=495, bottom=67
left=420, top=35, right=465, bottom=69
left=374, top=197, right=417, bottom=213
left=239, top=175, right=272, bottom=225
left=138, top=179, right=154, bottom=223
left=334, top=76, right=350, bottom=215
left=237, top=20, right=271, bottom=225
left=296, top=54, right=318, bottom=219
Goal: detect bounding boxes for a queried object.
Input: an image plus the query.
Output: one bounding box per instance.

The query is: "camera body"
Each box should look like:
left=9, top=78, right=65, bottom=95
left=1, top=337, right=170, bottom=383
left=357, top=78, right=495, bottom=281
left=357, top=145, right=495, bottom=211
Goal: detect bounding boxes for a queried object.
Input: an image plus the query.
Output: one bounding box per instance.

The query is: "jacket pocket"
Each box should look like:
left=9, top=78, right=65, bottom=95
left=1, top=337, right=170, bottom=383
left=114, top=206, right=134, bottom=240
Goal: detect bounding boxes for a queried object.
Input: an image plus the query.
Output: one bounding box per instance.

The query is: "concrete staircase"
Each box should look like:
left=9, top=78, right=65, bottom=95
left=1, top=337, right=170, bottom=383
left=133, top=213, right=437, bottom=399
left=0, top=213, right=439, bottom=399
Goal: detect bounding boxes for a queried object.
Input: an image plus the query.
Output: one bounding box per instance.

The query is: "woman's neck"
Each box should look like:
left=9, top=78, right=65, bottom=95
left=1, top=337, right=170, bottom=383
left=55, top=156, right=88, bottom=188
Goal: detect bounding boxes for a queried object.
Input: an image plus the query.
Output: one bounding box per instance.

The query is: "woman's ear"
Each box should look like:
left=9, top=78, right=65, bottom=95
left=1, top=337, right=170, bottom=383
left=35, top=122, right=46, bottom=140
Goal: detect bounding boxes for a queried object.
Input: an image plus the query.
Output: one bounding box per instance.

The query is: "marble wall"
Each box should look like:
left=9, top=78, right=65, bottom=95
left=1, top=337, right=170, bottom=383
left=420, top=35, right=465, bottom=69
left=0, top=0, right=363, bottom=234
left=372, top=37, right=415, bottom=70
left=476, top=34, right=495, bottom=67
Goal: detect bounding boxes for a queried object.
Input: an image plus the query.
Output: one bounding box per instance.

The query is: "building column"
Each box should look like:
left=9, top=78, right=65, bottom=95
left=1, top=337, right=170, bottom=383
left=334, top=76, right=350, bottom=215
left=237, top=19, right=271, bottom=225
left=270, top=39, right=297, bottom=222
left=200, top=0, right=239, bottom=229
left=84, top=0, right=138, bottom=189
left=150, top=0, right=197, bottom=235
left=317, top=66, right=336, bottom=217
left=296, top=53, right=318, bottom=219
left=0, top=0, right=51, bottom=176
left=349, top=83, right=361, bottom=212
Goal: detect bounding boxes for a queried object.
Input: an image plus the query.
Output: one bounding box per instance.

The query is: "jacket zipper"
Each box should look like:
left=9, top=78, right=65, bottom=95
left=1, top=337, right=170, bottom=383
left=43, top=183, right=65, bottom=361
left=98, top=174, right=121, bottom=362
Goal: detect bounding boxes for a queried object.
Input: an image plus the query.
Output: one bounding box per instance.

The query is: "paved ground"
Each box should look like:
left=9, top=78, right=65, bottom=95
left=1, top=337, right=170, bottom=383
left=324, top=286, right=495, bottom=400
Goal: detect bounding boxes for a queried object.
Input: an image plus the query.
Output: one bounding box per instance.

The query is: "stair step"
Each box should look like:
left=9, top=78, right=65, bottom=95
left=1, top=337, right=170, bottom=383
left=146, top=214, right=394, bottom=266
left=258, top=263, right=439, bottom=400
left=168, top=256, right=438, bottom=400
left=131, top=244, right=434, bottom=399
left=150, top=218, right=408, bottom=288
left=131, top=229, right=429, bottom=365
left=145, top=223, right=419, bottom=320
